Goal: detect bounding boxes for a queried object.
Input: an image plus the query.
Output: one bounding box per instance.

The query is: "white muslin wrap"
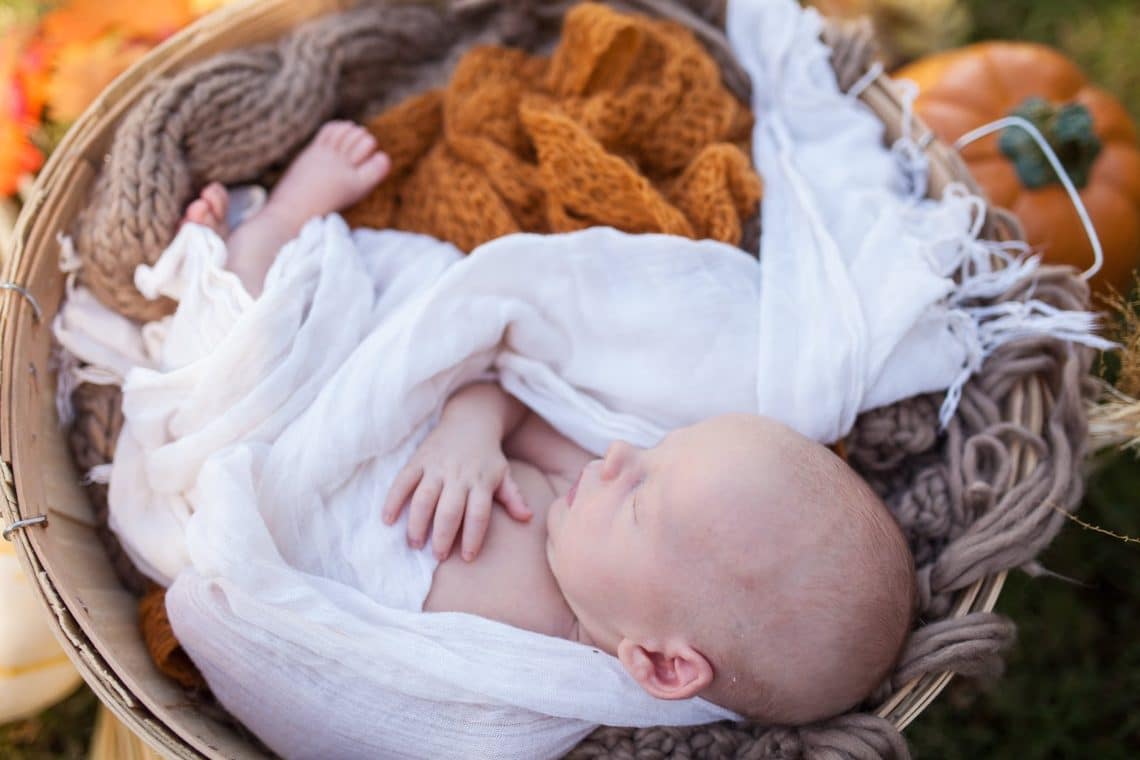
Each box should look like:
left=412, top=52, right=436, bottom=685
left=123, top=220, right=754, bottom=759
left=51, top=0, right=1110, bottom=757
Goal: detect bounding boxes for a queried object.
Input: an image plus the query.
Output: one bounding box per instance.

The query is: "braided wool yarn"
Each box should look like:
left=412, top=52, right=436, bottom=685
left=73, top=2, right=456, bottom=322
left=63, top=1, right=1096, bottom=758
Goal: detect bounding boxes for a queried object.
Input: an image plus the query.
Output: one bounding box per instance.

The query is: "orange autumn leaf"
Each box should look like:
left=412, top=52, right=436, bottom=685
left=46, top=36, right=151, bottom=122
left=0, top=121, right=43, bottom=196
left=1, top=25, right=41, bottom=116
left=15, top=38, right=52, bottom=121
left=1, top=23, right=46, bottom=196
left=40, top=0, right=195, bottom=49
left=1, top=39, right=24, bottom=110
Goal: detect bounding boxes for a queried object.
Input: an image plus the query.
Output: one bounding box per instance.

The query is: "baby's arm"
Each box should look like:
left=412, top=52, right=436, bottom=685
left=503, top=414, right=593, bottom=489
left=382, top=382, right=533, bottom=561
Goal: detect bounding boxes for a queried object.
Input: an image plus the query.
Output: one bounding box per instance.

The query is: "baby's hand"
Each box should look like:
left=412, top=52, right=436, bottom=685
left=382, top=429, right=532, bottom=561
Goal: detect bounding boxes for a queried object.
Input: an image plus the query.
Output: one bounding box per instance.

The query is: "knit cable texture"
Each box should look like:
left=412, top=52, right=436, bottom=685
left=342, top=3, right=761, bottom=251
left=73, top=2, right=456, bottom=322
left=63, top=1, right=1097, bottom=758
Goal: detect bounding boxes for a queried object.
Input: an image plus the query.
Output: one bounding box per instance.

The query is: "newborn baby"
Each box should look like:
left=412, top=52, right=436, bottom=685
left=394, top=383, right=916, bottom=725
left=182, top=120, right=916, bottom=725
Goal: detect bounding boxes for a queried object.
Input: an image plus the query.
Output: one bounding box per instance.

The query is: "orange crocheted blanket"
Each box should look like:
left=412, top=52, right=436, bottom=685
left=343, top=2, right=762, bottom=250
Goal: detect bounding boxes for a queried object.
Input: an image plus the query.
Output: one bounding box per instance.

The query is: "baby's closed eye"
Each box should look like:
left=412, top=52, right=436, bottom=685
left=630, top=476, right=645, bottom=524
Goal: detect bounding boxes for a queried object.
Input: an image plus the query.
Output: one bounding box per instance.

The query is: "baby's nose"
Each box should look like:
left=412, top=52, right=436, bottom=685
left=601, top=439, right=636, bottom=480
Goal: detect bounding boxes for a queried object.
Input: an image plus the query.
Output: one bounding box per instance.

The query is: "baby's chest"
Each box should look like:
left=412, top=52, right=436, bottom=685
left=421, top=460, right=573, bottom=637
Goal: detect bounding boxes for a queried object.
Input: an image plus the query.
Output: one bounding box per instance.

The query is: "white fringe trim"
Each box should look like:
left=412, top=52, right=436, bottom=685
left=887, top=86, right=1117, bottom=429
left=52, top=234, right=127, bottom=427
left=82, top=463, right=113, bottom=486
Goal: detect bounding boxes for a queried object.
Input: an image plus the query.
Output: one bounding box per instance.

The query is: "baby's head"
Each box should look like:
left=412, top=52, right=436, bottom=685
left=545, top=413, right=915, bottom=724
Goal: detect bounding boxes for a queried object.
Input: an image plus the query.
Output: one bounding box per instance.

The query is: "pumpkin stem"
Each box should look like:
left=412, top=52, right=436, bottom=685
left=999, top=97, right=1101, bottom=190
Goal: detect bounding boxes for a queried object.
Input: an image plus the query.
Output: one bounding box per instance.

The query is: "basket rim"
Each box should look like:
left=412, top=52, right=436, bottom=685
left=0, top=1, right=1046, bottom=757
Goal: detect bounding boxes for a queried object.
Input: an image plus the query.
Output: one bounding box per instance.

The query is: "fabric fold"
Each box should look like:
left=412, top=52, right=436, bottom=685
left=102, top=218, right=751, bottom=758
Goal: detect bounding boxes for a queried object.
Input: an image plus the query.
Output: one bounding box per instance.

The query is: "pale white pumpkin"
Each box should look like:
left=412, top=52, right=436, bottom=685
left=90, top=705, right=164, bottom=760
left=0, top=543, right=82, bottom=724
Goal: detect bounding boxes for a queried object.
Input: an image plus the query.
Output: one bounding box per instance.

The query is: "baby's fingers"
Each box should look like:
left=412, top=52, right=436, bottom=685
left=494, top=473, right=532, bottom=522
left=383, top=464, right=423, bottom=525
left=430, top=483, right=468, bottom=561
left=406, top=476, right=443, bottom=549
left=460, top=488, right=494, bottom=562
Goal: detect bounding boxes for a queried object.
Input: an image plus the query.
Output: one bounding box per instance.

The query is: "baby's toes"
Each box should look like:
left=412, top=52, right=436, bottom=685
left=183, top=199, right=211, bottom=226
left=355, top=152, right=391, bottom=188
left=202, top=182, right=229, bottom=219
left=333, top=123, right=369, bottom=154
left=316, top=120, right=353, bottom=148
left=345, top=129, right=377, bottom=164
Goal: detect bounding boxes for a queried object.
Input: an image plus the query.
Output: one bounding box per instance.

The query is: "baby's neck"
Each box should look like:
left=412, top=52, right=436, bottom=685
left=564, top=615, right=603, bottom=648
left=547, top=548, right=611, bottom=652
left=547, top=545, right=602, bottom=648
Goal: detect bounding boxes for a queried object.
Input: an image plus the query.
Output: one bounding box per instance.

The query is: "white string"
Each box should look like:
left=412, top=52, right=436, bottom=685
left=82, top=463, right=112, bottom=486
left=938, top=309, right=985, bottom=427
left=52, top=233, right=129, bottom=425
left=930, top=184, right=1041, bottom=302
left=52, top=347, right=81, bottom=427
left=895, top=78, right=919, bottom=139
left=890, top=78, right=928, bottom=199
left=0, top=282, right=42, bottom=322
left=938, top=299, right=1118, bottom=428
left=954, top=116, right=1104, bottom=282
left=53, top=235, right=85, bottom=426
left=928, top=117, right=1110, bottom=426
left=845, top=60, right=884, bottom=101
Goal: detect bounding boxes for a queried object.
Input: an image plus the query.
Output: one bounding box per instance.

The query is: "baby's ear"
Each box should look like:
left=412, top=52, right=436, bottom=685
left=616, top=638, right=713, bottom=700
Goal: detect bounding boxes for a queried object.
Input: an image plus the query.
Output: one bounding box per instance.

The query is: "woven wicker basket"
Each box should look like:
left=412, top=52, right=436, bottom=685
left=0, top=0, right=1046, bottom=756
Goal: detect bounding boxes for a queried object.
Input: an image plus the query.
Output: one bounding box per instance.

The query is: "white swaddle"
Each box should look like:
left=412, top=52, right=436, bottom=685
left=52, top=0, right=1111, bottom=757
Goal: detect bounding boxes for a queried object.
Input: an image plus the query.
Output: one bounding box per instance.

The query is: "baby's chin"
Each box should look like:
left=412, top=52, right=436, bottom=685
left=542, top=497, right=569, bottom=581
left=544, top=492, right=566, bottom=541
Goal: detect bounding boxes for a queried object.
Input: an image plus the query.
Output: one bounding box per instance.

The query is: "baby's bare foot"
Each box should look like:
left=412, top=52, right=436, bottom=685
left=263, top=120, right=390, bottom=231
left=181, top=182, right=230, bottom=237
left=183, top=121, right=391, bottom=298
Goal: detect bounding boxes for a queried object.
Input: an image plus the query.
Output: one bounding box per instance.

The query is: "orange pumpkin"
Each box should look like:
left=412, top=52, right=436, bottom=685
left=897, top=42, right=1140, bottom=298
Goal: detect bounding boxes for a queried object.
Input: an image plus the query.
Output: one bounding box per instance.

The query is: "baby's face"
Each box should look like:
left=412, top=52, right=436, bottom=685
left=546, top=414, right=915, bottom=724
left=544, top=435, right=664, bottom=647
left=544, top=416, right=795, bottom=650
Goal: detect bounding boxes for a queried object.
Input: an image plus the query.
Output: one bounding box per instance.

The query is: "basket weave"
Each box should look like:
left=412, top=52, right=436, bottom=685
left=0, top=0, right=1092, bottom=757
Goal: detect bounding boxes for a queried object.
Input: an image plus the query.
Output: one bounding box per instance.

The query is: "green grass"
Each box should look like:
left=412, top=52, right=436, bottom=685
left=0, top=687, right=97, bottom=759
left=906, top=1, right=1140, bottom=755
